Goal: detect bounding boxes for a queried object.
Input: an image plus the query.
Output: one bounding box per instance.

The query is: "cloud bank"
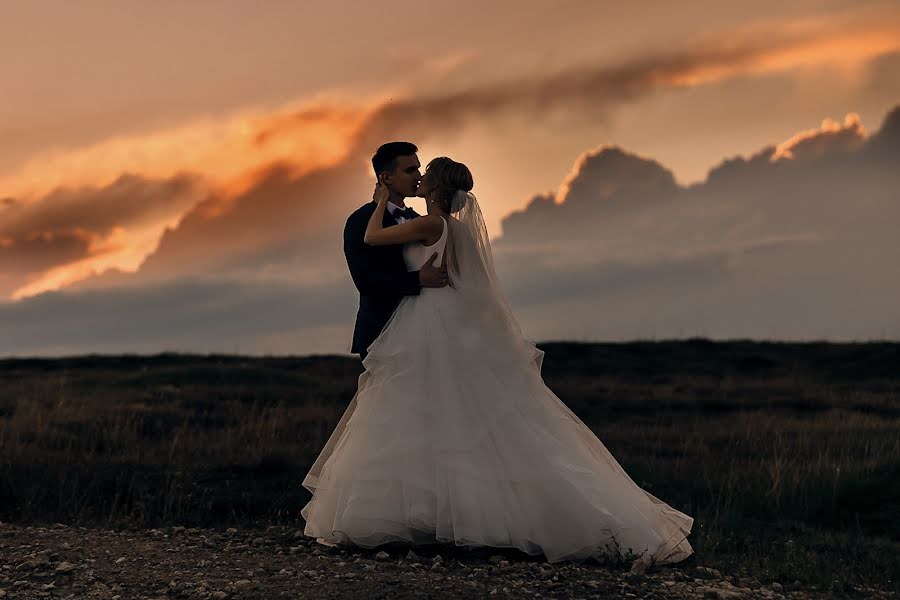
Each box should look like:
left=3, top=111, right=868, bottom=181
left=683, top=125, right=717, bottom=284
left=491, top=107, right=899, bottom=341
left=1, top=103, right=897, bottom=355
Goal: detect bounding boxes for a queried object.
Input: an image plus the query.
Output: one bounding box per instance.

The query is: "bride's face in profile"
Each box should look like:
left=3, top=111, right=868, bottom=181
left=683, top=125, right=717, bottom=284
left=416, top=170, right=437, bottom=201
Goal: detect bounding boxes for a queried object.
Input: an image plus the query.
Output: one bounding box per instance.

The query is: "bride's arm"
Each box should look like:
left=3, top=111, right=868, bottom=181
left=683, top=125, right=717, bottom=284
left=364, top=215, right=442, bottom=246
left=364, top=183, right=441, bottom=246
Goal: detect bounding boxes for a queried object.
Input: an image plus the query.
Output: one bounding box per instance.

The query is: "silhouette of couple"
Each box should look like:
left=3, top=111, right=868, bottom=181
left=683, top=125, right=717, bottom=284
left=300, top=142, right=694, bottom=566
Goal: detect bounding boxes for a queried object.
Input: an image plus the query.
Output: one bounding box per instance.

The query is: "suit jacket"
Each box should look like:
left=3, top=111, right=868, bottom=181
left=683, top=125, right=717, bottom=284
left=344, top=201, right=421, bottom=355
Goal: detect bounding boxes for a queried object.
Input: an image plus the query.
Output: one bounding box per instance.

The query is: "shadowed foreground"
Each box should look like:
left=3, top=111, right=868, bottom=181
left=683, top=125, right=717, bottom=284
left=3, top=522, right=892, bottom=600
left=0, top=340, right=898, bottom=596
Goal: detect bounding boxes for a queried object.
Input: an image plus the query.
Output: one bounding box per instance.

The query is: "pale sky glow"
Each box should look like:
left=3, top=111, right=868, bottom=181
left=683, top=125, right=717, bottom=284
left=1, top=0, right=898, bottom=354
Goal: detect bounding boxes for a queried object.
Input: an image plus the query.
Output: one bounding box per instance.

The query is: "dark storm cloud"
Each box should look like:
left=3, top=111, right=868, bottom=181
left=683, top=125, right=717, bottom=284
left=132, top=160, right=370, bottom=282
left=0, top=229, right=93, bottom=277
left=0, top=173, right=202, bottom=240
left=54, top=158, right=372, bottom=295
left=498, top=106, right=899, bottom=246
left=341, top=25, right=900, bottom=148
left=0, top=173, right=204, bottom=295
left=487, top=104, right=900, bottom=341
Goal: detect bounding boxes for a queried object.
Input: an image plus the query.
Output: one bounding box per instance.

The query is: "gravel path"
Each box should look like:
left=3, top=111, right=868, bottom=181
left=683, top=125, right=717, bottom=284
left=1, top=522, right=892, bottom=599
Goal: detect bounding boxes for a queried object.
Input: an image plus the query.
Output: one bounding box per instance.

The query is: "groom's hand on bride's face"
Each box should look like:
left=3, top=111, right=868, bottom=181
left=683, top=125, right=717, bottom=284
left=419, top=252, right=449, bottom=288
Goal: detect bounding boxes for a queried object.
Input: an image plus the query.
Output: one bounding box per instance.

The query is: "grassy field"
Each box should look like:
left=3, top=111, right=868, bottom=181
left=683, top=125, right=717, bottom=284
left=1, top=340, right=897, bottom=592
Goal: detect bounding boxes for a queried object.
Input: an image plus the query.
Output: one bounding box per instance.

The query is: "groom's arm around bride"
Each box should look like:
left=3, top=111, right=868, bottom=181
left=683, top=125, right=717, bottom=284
left=343, top=203, right=445, bottom=358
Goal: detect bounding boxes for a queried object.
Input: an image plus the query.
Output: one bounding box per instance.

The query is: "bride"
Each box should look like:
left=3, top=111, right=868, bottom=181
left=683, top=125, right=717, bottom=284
left=300, top=157, right=694, bottom=565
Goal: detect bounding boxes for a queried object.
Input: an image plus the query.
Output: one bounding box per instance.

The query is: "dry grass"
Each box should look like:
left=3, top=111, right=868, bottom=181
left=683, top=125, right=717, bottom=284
left=0, top=341, right=898, bottom=590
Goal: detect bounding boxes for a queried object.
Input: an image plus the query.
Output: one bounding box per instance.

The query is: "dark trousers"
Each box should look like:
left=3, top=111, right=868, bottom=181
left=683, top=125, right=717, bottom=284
left=358, top=350, right=367, bottom=361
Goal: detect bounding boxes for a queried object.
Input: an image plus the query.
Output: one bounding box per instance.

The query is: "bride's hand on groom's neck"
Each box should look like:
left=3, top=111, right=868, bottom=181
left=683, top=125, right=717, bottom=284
left=373, top=180, right=390, bottom=205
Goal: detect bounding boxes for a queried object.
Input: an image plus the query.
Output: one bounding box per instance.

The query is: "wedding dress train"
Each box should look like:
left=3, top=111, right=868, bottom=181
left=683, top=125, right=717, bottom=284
left=301, top=211, right=693, bottom=565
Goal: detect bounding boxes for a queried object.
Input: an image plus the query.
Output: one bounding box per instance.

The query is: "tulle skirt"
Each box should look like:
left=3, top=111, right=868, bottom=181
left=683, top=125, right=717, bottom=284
left=300, top=287, right=693, bottom=564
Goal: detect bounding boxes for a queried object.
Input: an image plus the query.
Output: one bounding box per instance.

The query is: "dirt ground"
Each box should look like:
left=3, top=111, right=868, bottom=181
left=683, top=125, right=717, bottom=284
left=4, top=522, right=894, bottom=599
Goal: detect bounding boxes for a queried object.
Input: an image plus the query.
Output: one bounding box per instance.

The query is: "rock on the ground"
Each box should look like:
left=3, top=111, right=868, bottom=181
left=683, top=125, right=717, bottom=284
left=0, top=523, right=889, bottom=600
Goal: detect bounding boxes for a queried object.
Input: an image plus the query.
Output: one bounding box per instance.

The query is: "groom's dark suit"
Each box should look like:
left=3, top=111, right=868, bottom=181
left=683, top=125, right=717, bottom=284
left=344, top=201, right=421, bottom=357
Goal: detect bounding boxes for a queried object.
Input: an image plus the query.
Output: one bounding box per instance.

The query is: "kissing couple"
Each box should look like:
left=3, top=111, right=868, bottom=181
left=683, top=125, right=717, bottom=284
left=301, top=141, right=694, bottom=566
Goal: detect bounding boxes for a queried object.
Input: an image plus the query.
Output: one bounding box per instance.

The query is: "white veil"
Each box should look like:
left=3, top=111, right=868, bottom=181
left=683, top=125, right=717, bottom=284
left=445, top=190, right=544, bottom=370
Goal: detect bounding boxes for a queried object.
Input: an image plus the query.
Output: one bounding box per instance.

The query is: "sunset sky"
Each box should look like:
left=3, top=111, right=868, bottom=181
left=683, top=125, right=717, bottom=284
left=1, top=0, right=899, bottom=356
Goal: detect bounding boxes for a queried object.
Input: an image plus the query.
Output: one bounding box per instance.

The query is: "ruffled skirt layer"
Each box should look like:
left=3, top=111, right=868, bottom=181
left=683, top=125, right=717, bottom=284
left=301, top=288, right=693, bottom=564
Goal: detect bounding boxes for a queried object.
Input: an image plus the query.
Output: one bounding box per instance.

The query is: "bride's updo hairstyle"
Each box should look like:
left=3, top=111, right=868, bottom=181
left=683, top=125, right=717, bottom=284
left=426, top=157, right=474, bottom=214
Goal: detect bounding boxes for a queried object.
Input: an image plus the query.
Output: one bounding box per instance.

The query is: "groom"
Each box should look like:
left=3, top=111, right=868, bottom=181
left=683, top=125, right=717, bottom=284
left=343, top=141, right=449, bottom=360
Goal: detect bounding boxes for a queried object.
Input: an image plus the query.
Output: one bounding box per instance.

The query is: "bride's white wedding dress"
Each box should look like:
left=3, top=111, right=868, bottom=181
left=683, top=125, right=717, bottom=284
left=301, top=194, right=693, bottom=565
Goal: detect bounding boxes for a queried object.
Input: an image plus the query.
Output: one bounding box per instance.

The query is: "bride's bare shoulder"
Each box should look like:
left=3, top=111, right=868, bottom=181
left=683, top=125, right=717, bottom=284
left=420, top=214, right=447, bottom=245
left=420, top=213, right=446, bottom=231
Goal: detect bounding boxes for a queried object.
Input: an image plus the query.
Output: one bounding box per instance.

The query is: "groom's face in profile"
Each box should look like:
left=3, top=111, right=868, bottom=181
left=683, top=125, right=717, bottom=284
left=383, top=154, right=422, bottom=199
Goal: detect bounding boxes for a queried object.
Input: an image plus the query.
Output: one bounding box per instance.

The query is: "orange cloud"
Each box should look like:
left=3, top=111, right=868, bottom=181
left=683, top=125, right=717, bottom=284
left=667, top=26, right=900, bottom=87
left=10, top=226, right=131, bottom=300
left=1, top=174, right=205, bottom=299
left=0, top=102, right=375, bottom=299
left=0, top=99, right=373, bottom=203
left=0, top=228, right=95, bottom=298
left=772, top=113, right=867, bottom=161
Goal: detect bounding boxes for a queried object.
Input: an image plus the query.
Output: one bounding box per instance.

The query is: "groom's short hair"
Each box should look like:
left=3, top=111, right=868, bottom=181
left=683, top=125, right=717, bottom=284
left=372, top=142, right=418, bottom=176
